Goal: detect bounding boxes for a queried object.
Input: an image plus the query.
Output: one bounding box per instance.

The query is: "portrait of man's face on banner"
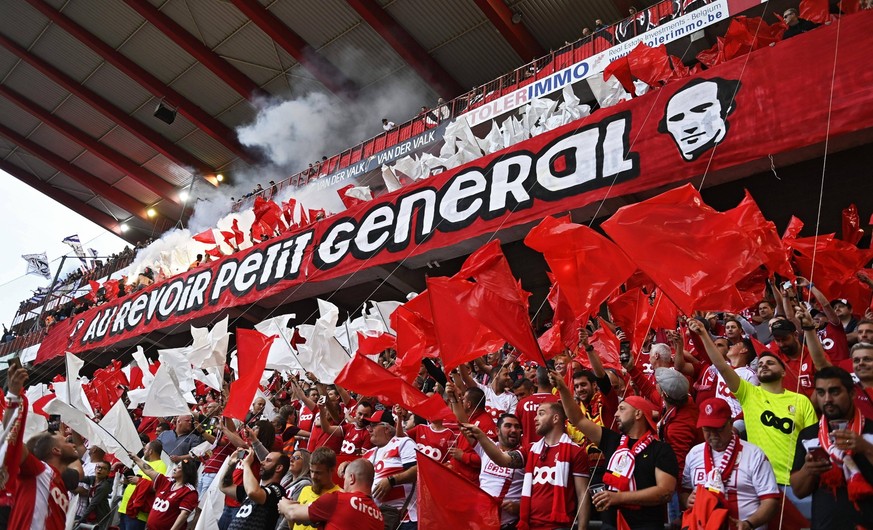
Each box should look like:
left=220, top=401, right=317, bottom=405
left=658, top=77, right=741, bottom=161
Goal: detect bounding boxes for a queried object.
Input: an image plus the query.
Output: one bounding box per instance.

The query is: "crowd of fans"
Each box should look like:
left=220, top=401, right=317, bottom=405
left=2, top=271, right=872, bottom=530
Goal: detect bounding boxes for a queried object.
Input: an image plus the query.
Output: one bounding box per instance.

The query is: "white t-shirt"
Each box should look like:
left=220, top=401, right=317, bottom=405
left=364, top=436, right=417, bottom=522
left=474, top=443, right=524, bottom=525
left=682, top=439, right=780, bottom=529
left=478, top=382, right=518, bottom=419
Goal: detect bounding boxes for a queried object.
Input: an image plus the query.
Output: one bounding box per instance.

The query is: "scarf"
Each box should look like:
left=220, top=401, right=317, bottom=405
left=702, top=433, right=740, bottom=507
left=518, top=434, right=578, bottom=530
left=603, top=432, right=655, bottom=492
left=817, top=407, right=873, bottom=505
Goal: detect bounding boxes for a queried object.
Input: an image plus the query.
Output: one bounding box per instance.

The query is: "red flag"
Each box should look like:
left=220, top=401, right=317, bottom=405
left=426, top=276, right=506, bottom=371
left=603, top=55, right=635, bottom=95
left=608, top=288, right=654, bottom=355
left=224, top=329, right=277, bottom=421
left=192, top=229, right=216, bottom=245
left=335, top=353, right=453, bottom=421
left=602, top=185, right=767, bottom=315
left=391, top=292, right=439, bottom=382
left=253, top=196, right=286, bottom=233
left=456, top=241, right=542, bottom=361
left=680, top=486, right=730, bottom=530
left=282, top=198, right=297, bottom=225
left=103, top=279, right=120, bottom=302
left=792, top=237, right=873, bottom=310
left=86, top=280, right=100, bottom=303
left=525, top=216, right=635, bottom=323
left=839, top=0, right=861, bottom=13
left=231, top=219, right=245, bottom=246
left=696, top=38, right=725, bottom=68
left=538, top=276, right=581, bottom=357
left=588, top=318, right=623, bottom=372
left=627, top=43, right=673, bottom=88
left=356, top=331, right=396, bottom=356
left=337, top=184, right=364, bottom=209
left=726, top=191, right=795, bottom=279
left=416, top=445, right=501, bottom=530
left=800, top=0, right=830, bottom=23
left=842, top=204, right=864, bottom=246
left=668, top=55, right=691, bottom=81
left=205, top=246, right=223, bottom=258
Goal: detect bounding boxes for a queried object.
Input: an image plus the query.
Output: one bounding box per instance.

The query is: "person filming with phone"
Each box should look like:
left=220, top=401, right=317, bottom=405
left=790, top=366, right=873, bottom=529
left=219, top=447, right=289, bottom=530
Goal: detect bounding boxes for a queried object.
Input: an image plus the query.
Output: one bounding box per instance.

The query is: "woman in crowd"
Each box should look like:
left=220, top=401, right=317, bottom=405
left=129, top=452, right=198, bottom=530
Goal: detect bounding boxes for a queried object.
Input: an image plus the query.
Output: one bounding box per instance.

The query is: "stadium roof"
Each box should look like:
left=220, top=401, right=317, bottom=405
left=0, top=0, right=645, bottom=244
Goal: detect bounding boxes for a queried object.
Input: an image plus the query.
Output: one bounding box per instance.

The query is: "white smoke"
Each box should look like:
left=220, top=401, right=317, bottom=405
left=237, top=70, right=433, bottom=173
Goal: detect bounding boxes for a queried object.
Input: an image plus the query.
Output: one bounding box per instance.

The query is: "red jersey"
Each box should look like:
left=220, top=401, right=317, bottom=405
left=224, top=459, right=261, bottom=507
left=451, top=411, right=498, bottom=484
left=516, top=393, right=559, bottom=444
left=299, top=405, right=316, bottom=432
left=519, top=434, right=590, bottom=530
left=817, top=323, right=850, bottom=363
left=340, top=424, right=372, bottom=455
left=147, top=474, right=198, bottom=529
left=308, top=491, right=383, bottom=530
left=406, top=424, right=457, bottom=464
left=855, top=382, right=873, bottom=418
left=307, top=413, right=344, bottom=453
left=766, top=344, right=816, bottom=396
left=201, top=440, right=234, bottom=474
left=8, top=454, right=69, bottom=530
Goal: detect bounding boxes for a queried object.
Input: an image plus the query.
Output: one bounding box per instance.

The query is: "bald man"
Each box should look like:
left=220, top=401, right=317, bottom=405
left=279, top=459, right=383, bottom=530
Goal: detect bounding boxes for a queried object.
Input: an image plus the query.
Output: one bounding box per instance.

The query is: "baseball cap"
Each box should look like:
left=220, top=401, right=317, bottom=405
left=831, top=298, right=852, bottom=308
left=654, top=368, right=689, bottom=401
left=697, top=398, right=732, bottom=428
left=623, top=396, right=659, bottom=434
left=363, top=409, right=394, bottom=426
left=770, top=319, right=797, bottom=336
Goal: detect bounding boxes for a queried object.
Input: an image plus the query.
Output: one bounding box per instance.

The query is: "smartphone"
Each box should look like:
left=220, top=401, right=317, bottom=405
left=619, top=341, right=631, bottom=364
left=806, top=445, right=828, bottom=462
left=782, top=280, right=794, bottom=290
left=47, top=414, right=61, bottom=433
left=236, top=450, right=247, bottom=460
left=8, top=357, right=22, bottom=371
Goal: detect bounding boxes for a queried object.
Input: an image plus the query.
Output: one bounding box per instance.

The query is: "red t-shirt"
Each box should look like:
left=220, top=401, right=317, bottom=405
left=520, top=434, right=590, bottom=529
left=817, top=322, right=850, bottom=363
left=8, top=454, right=69, bottom=530
left=307, top=413, right=344, bottom=454
left=202, top=440, right=234, bottom=474
left=406, top=424, right=457, bottom=464
left=299, top=405, right=316, bottom=432
left=516, top=393, right=559, bottom=444
left=765, top=343, right=816, bottom=396
left=224, top=459, right=261, bottom=507
left=451, top=411, right=497, bottom=484
left=147, top=474, right=198, bottom=529
left=340, top=423, right=372, bottom=455
left=308, top=491, right=384, bottom=530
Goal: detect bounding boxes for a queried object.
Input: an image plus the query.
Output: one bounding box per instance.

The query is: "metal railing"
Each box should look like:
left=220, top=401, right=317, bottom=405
left=232, top=0, right=701, bottom=212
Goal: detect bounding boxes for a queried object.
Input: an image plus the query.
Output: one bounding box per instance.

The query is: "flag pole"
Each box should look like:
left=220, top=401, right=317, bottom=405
left=31, top=254, right=68, bottom=333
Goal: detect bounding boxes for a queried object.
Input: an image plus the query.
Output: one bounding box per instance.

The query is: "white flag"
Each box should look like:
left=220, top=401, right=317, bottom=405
left=98, top=399, right=143, bottom=468
left=142, top=364, right=192, bottom=417
left=22, top=253, right=51, bottom=279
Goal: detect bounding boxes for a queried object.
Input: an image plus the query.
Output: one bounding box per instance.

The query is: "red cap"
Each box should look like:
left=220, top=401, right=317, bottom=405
left=697, top=398, right=732, bottom=428
left=363, top=409, right=394, bottom=425
left=623, top=396, right=659, bottom=434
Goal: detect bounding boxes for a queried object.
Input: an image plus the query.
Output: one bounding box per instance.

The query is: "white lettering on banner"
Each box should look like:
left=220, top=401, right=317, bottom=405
left=462, top=0, right=737, bottom=126
left=351, top=495, right=384, bottom=520
left=313, top=113, right=637, bottom=269
left=75, top=118, right=637, bottom=347
left=80, top=233, right=312, bottom=346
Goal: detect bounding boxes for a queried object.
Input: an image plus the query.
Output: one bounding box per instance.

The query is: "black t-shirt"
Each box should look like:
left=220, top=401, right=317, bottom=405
left=791, top=422, right=873, bottom=530
left=228, top=483, right=285, bottom=530
left=598, top=427, right=679, bottom=530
